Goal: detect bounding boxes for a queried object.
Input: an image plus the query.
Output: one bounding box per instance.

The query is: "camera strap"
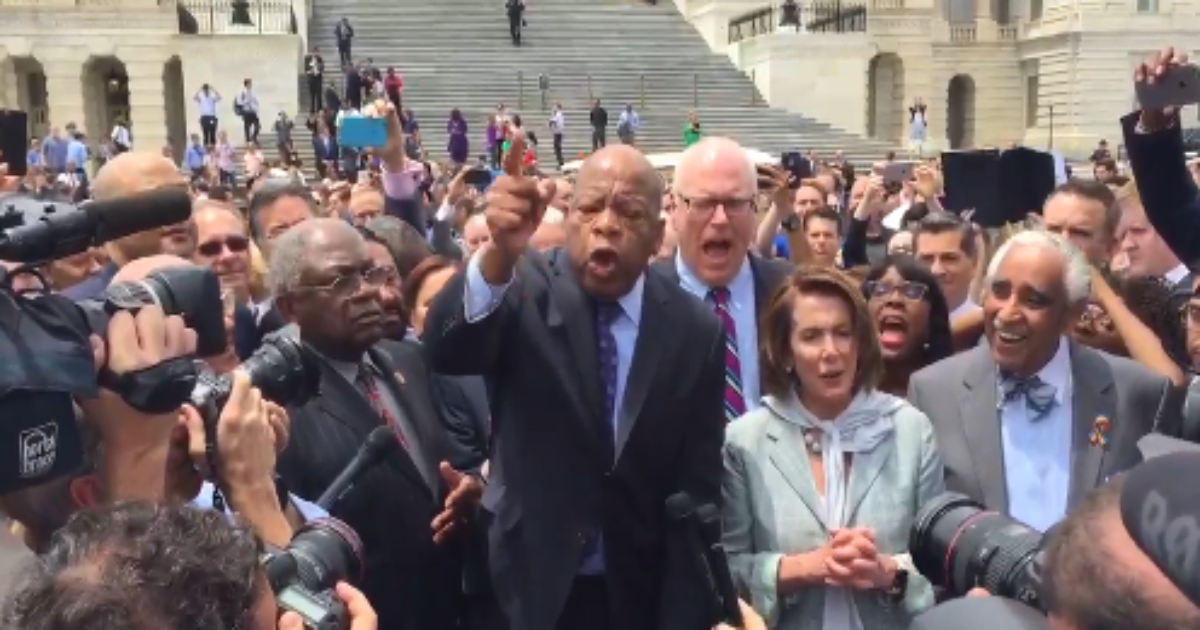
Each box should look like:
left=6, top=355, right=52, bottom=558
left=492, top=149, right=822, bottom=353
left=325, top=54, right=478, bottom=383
left=97, top=356, right=199, bottom=415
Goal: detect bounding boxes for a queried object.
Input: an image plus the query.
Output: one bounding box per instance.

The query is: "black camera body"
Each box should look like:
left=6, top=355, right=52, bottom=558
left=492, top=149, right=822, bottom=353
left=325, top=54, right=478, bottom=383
left=189, top=326, right=322, bottom=421
left=910, top=492, right=1046, bottom=612
left=262, top=518, right=364, bottom=630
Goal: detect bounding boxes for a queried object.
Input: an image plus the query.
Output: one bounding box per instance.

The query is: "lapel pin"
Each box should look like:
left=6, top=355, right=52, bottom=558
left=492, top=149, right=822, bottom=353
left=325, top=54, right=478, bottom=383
left=393, top=371, right=406, bottom=386
left=1089, top=415, right=1111, bottom=449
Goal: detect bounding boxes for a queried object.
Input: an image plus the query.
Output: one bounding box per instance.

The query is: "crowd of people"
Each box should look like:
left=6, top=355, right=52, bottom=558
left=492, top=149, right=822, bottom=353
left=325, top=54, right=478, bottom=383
left=5, top=22, right=1200, bottom=630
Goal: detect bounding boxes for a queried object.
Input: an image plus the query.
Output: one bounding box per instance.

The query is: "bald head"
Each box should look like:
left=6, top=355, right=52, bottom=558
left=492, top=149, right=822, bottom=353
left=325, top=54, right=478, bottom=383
left=576, top=145, right=663, bottom=212
left=673, top=136, right=755, bottom=196
left=111, top=254, right=192, bottom=284
left=91, top=152, right=187, bottom=201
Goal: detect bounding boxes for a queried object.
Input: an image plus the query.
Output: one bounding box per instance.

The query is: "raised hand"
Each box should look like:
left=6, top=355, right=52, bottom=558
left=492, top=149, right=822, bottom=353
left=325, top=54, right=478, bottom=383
left=479, top=130, right=556, bottom=283
left=1135, top=47, right=1191, bottom=131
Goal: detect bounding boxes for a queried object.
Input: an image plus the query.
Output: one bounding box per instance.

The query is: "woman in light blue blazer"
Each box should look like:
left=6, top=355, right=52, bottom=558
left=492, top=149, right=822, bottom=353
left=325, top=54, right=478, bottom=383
left=723, top=265, right=944, bottom=629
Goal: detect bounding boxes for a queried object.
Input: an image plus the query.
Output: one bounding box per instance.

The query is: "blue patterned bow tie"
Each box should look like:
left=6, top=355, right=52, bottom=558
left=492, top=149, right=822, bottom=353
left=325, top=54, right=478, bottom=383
left=999, top=374, right=1057, bottom=420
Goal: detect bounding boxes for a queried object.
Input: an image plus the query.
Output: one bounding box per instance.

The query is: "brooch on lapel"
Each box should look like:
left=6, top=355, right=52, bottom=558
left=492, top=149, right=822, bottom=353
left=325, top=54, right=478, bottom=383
left=393, top=371, right=406, bottom=386
left=1089, top=416, right=1111, bottom=448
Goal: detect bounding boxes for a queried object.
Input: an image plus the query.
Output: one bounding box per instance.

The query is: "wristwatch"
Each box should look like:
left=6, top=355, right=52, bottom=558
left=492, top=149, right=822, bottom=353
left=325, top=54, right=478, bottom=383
left=885, top=566, right=909, bottom=603
left=781, top=214, right=801, bottom=233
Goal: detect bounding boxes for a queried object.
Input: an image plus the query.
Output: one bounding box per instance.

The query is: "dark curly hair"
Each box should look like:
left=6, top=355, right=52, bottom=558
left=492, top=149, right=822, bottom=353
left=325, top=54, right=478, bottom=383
left=2, top=502, right=264, bottom=630
left=1115, top=274, right=1188, bottom=364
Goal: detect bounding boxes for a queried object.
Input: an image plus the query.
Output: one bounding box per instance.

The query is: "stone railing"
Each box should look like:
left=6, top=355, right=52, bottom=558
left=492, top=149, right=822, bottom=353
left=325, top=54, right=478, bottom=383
left=948, top=23, right=975, bottom=42
left=177, top=0, right=296, bottom=34
left=727, top=1, right=868, bottom=43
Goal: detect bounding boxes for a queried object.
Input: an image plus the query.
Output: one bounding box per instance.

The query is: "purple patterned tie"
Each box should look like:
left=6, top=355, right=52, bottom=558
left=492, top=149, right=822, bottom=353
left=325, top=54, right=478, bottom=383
left=709, top=288, right=746, bottom=422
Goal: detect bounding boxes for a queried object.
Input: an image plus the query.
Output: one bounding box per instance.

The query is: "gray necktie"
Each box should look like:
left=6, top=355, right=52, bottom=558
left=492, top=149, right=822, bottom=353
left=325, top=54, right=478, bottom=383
left=999, top=374, right=1057, bottom=421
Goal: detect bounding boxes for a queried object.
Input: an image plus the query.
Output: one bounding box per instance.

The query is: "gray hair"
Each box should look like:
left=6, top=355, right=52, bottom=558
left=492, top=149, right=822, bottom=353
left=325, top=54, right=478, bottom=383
left=985, top=229, right=1092, bottom=304
left=267, top=219, right=365, bottom=296
left=673, top=137, right=755, bottom=194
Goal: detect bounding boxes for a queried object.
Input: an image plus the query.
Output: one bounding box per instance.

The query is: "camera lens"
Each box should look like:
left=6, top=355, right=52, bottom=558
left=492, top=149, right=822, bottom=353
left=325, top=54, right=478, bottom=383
left=910, top=492, right=1045, bottom=611
left=287, top=517, right=365, bottom=592
left=190, top=329, right=322, bottom=413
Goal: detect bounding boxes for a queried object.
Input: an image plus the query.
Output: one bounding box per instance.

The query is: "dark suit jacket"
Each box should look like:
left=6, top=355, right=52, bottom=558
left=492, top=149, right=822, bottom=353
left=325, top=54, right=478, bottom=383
left=422, top=248, right=726, bottom=630
left=1122, top=113, right=1200, bottom=267
left=59, top=263, right=118, bottom=301
left=651, top=254, right=793, bottom=319
left=908, top=341, right=1176, bottom=513
left=430, top=371, right=491, bottom=471
left=277, top=340, right=464, bottom=630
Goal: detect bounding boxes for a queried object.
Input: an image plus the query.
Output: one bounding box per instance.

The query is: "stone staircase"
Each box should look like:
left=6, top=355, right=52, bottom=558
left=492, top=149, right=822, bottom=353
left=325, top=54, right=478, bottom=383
left=269, top=0, right=895, bottom=176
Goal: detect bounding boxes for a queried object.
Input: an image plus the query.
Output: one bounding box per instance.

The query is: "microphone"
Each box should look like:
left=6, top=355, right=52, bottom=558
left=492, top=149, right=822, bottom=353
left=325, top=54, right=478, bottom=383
left=695, top=503, right=744, bottom=627
left=0, top=186, right=192, bottom=262
left=665, top=492, right=723, bottom=627
left=316, top=426, right=402, bottom=510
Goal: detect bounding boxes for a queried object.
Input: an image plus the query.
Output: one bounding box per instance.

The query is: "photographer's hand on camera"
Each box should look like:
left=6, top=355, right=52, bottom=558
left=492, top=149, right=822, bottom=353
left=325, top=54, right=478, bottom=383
left=78, top=306, right=196, bottom=503
left=182, top=371, right=293, bottom=547
left=279, top=582, right=377, bottom=630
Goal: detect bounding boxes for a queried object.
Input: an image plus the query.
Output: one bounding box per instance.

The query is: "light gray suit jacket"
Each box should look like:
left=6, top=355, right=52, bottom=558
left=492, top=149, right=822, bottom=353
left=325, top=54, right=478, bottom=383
left=907, top=341, right=1175, bottom=514
left=722, top=395, right=942, bottom=629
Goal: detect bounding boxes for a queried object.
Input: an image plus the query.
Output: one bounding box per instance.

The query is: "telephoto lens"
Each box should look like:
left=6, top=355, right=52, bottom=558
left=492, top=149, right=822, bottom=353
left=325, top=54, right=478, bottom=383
left=263, top=518, right=365, bottom=630
left=910, top=492, right=1045, bottom=611
left=189, top=327, right=322, bottom=417
left=78, top=265, right=227, bottom=357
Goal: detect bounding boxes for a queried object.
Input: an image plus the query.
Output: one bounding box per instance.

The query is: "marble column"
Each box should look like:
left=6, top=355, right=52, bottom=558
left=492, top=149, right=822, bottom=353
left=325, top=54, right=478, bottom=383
left=0, top=52, right=14, bottom=110
left=124, top=60, right=169, bottom=153
left=42, top=57, right=87, bottom=133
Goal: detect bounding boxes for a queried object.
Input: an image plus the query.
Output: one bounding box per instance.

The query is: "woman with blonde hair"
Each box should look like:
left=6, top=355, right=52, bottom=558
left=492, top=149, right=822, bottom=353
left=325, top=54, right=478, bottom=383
left=722, top=265, right=942, bottom=629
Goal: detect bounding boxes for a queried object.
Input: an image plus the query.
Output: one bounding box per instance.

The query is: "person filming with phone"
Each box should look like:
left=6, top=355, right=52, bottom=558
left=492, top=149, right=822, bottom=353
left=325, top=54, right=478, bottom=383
left=1122, top=47, right=1200, bottom=269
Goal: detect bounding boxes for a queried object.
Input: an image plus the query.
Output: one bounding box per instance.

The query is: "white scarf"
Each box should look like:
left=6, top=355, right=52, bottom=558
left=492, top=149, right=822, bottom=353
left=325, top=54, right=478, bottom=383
left=763, top=389, right=901, bottom=630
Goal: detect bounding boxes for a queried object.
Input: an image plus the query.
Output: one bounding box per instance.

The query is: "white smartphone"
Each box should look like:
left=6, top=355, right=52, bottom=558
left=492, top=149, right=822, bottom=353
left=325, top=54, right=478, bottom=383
left=1136, top=64, right=1200, bottom=110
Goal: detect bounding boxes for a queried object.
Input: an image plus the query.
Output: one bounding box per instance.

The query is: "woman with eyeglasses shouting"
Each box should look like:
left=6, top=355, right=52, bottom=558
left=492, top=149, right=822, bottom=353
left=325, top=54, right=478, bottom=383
left=861, top=255, right=955, bottom=398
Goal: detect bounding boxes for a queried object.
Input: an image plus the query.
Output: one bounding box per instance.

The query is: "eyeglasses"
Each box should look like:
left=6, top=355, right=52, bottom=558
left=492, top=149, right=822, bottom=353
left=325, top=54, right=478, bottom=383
left=677, top=195, right=755, bottom=218
left=197, top=235, right=250, bottom=258
left=865, top=280, right=928, bottom=301
left=1180, top=302, right=1200, bottom=329
left=298, top=266, right=392, bottom=297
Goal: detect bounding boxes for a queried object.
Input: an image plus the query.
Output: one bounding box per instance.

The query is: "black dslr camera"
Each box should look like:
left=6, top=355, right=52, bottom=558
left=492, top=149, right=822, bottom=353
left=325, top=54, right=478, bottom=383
left=0, top=189, right=208, bottom=494
left=910, top=492, right=1046, bottom=612
left=262, top=518, right=365, bottom=630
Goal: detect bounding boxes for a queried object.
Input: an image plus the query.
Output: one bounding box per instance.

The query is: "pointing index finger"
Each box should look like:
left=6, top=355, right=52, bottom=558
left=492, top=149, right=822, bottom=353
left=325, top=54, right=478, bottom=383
left=503, top=130, right=526, bottom=178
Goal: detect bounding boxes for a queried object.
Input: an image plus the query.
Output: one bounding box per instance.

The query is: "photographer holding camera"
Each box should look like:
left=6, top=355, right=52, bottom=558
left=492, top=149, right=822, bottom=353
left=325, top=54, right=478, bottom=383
left=909, top=444, right=1200, bottom=630
left=1, top=502, right=378, bottom=630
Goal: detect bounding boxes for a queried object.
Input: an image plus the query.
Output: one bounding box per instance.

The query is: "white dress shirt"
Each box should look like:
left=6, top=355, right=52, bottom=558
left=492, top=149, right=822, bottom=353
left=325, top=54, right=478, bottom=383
left=192, top=481, right=329, bottom=522
left=464, top=255, right=644, bottom=574
left=195, top=92, right=220, bottom=117
left=999, top=336, right=1073, bottom=532
left=1165, top=263, right=1190, bottom=287
left=675, top=253, right=761, bottom=411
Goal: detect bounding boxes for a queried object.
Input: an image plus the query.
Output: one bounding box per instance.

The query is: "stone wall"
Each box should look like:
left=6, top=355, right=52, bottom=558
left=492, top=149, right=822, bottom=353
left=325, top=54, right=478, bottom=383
left=0, top=0, right=300, bottom=157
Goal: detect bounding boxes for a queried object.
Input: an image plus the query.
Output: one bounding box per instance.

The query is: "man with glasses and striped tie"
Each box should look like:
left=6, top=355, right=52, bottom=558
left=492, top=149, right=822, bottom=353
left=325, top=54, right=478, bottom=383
left=655, top=136, right=794, bottom=421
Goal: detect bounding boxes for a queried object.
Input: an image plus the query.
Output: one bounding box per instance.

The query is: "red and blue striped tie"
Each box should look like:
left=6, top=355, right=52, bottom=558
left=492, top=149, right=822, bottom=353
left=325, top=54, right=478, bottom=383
left=709, top=288, right=746, bottom=422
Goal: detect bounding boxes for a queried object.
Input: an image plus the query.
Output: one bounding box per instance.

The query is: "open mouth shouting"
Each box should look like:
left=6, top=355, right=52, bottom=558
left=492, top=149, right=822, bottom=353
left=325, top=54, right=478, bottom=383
left=586, top=247, right=619, bottom=280
left=877, top=312, right=909, bottom=351
left=700, top=237, right=734, bottom=263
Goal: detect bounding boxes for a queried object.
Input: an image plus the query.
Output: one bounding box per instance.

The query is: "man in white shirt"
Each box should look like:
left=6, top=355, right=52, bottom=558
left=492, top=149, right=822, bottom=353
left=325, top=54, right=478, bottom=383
left=110, top=120, right=131, bottom=154
left=914, top=210, right=981, bottom=321
left=548, top=102, right=565, bottom=167
left=235, top=78, right=261, bottom=145
left=1117, top=187, right=1191, bottom=294
left=194, top=84, right=222, bottom=145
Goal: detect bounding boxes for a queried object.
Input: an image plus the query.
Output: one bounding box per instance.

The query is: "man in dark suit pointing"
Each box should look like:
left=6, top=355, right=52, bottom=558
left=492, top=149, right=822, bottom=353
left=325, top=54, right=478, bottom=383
left=423, top=135, right=726, bottom=630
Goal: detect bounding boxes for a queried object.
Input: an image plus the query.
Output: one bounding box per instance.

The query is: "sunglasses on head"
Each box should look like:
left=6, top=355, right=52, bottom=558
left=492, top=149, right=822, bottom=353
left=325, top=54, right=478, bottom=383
left=197, top=235, right=250, bottom=258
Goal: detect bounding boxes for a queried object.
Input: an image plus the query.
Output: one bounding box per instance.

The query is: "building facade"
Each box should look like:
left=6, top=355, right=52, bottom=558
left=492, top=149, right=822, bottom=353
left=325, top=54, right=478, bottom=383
left=680, top=0, right=1200, bottom=157
left=0, top=0, right=303, bottom=159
